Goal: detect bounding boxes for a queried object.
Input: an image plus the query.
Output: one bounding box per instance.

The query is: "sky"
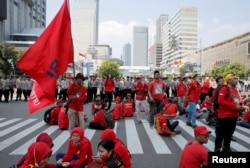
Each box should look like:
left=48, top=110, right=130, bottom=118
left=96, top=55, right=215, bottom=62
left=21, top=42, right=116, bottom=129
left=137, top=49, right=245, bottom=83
left=47, top=0, right=250, bottom=59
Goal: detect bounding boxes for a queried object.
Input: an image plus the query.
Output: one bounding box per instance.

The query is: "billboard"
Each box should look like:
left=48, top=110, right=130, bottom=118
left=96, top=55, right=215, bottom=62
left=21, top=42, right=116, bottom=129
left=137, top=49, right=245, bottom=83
left=0, top=0, right=7, bottom=20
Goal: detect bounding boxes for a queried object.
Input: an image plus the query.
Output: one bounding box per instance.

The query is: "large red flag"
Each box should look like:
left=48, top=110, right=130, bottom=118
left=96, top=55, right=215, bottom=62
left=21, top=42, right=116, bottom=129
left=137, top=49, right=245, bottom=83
left=17, top=0, right=73, bottom=113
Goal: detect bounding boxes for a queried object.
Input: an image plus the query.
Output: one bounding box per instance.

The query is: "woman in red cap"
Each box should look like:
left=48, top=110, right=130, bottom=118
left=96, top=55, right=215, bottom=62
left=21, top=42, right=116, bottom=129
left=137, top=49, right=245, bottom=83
left=179, top=126, right=211, bottom=168
left=20, top=142, right=53, bottom=168
left=99, top=129, right=131, bottom=168
left=56, top=127, right=93, bottom=167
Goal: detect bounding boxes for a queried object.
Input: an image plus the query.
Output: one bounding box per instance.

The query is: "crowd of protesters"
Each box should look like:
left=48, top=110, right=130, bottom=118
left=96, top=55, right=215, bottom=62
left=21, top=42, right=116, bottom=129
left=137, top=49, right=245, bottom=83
left=3, top=70, right=249, bottom=167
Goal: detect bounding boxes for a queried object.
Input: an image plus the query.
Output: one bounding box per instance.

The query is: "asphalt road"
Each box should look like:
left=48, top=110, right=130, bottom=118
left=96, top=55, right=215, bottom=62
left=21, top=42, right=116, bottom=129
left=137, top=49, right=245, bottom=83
left=0, top=100, right=250, bottom=168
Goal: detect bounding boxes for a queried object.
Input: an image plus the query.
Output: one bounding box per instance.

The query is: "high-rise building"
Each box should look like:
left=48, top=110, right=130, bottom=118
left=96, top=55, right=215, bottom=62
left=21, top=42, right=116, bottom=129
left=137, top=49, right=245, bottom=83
left=161, top=7, right=198, bottom=68
left=156, top=14, right=168, bottom=43
left=71, top=0, right=99, bottom=60
left=133, top=26, right=148, bottom=66
left=0, top=0, right=46, bottom=41
left=148, top=43, right=162, bottom=68
left=122, top=42, right=131, bottom=66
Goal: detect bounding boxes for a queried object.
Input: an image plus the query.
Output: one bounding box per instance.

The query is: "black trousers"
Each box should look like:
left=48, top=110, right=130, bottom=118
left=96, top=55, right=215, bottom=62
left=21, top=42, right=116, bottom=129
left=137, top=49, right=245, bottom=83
left=215, top=117, right=237, bottom=150
left=88, top=122, right=106, bottom=130
left=105, top=91, right=113, bottom=110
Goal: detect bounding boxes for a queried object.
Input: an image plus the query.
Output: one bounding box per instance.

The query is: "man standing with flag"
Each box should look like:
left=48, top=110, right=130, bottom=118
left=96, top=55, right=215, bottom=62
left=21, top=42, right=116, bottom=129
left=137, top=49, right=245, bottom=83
left=17, top=0, right=73, bottom=114
left=67, top=73, right=87, bottom=131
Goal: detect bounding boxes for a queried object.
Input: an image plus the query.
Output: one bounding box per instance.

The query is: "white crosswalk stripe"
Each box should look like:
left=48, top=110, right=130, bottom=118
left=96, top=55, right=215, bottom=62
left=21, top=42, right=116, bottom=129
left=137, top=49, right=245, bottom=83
left=0, top=118, right=249, bottom=155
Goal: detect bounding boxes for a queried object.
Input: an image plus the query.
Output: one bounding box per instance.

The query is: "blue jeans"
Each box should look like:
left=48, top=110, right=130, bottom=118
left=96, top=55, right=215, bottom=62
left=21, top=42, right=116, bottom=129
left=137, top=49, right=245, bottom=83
left=187, top=101, right=197, bottom=126
left=238, top=121, right=250, bottom=129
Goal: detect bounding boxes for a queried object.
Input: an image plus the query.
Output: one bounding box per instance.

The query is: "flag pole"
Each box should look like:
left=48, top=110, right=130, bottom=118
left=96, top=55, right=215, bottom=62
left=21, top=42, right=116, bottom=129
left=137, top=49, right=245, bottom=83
left=67, top=0, right=75, bottom=78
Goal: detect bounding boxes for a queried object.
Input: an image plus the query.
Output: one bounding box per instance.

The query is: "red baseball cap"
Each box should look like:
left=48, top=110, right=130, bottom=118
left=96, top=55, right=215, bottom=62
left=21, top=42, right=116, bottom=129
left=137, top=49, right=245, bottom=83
left=194, top=126, right=211, bottom=136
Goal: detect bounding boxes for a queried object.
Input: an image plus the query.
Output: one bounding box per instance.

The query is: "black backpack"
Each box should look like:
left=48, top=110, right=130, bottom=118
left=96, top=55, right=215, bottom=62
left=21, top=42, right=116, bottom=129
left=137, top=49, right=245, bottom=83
left=104, top=111, right=115, bottom=129
left=43, top=106, right=56, bottom=124
left=213, top=85, right=230, bottom=111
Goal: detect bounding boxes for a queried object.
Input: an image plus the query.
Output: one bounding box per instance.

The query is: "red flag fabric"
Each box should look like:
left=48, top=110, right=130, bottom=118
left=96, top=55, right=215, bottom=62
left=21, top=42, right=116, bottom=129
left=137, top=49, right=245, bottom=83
left=28, top=81, right=54, bottom=114
left=79, top=52, right=86, bottom=57
left=17, top=0, right=73, bottom=113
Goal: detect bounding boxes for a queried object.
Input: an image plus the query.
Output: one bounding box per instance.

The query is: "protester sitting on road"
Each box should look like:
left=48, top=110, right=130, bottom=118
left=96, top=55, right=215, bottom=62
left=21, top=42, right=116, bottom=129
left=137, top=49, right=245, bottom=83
left=17, top=132, right=55, bottom=168
left=93, top=139, right=125, bottom=168
left=164, top=98, right=178, bottom=120
left=179, top=126, right=211, bottom=168
left=122, top=96, right=134, bottom=117
left=238, top=106, right=250, bottom=129
left=88, top=102, right=107, bottom=130
left=58, top=105, right=69, bottom=130
left=91, top=95, right=105, bottom=115
left=99, top=129, right=131, bottom=168
left=110, top=96, right=123, bottom=120
left=155, top=104, right=181, bottom=136
left=56, top=127, right=93, bottom=168
left=49, top=99, right=63, bottom=125
left=19, top=142, right=53, bottom=168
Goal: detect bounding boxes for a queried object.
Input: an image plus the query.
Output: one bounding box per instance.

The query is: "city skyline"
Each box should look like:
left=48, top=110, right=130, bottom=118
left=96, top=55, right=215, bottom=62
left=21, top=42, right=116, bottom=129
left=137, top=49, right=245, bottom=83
left=47, top=0, right=250, bottom=59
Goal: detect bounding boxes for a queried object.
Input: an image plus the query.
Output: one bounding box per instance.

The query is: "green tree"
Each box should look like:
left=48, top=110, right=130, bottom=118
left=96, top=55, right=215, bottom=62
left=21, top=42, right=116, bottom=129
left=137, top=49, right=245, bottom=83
left=107, top=58, right=124, bottom=66
left=0, top=42, right=18, bottom=76
left=211, top=63, right=246, bottom=78
left=98, top=60, right=120, bottom=77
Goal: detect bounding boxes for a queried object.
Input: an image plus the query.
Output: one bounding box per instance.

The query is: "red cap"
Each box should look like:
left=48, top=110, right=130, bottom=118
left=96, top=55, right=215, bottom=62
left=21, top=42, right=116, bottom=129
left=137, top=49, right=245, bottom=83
left=194, top=126, right=211, bottom=136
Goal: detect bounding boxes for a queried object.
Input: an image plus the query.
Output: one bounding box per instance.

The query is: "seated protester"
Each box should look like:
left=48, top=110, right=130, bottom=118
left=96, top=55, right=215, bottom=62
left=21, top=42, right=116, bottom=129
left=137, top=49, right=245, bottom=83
left=93, top=139, right=125, bottom=168
left=91, top=95, right=105, bottom=115
left=122, top=97, right=134, bottom=117
left=17, top=133, right=55, bottom=168
left=164, top=98, right=178, bottom=119
left=155, top=104, right=181, bottom=136
left=179, top=126, right=211, bottom=168
left=162, top=95, right=168, bottom=105
left=125, top=92, right=135, bottom=112
left=88, top=103, right=107, bottom=130
left=110, top=96, right=123, bottom=120
left=58, top=105, right=69, bottom=130
left=49, top=99, right=64, bottom=125
left=20, top=142, right=53, bottom=168
left=100, top=129, right=131, bottom=168
left=200, top=96, right=213, bottom=113
left=195, top=100, right=203, bottom=119
left=238, top=107, right=250, bottom=129
left=56, top=127, right=93, bottom=167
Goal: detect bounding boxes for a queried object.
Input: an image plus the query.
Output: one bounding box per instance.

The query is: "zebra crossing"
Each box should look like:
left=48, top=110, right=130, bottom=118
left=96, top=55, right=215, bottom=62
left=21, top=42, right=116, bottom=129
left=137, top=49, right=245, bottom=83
left=0, top=117, right=250, bottom=156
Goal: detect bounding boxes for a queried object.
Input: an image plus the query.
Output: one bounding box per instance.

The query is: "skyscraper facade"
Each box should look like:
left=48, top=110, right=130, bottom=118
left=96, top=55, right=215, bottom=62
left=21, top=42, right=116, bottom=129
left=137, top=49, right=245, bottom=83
left=156, top=14, right=168, bottom=43
left=122, top=42, right=131, bottom=66
left=71, top=0, right=99, bottom=60
left=133, top=26, right=148, bottom=66
left=0, top=0, right=46, bottom=41
left=161, top=7, right=198, bottom=68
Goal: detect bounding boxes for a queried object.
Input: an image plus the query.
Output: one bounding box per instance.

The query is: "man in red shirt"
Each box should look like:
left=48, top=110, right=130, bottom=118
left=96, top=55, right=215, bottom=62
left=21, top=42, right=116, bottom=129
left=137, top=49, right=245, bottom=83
left=133, top=75, right=149, bottom=123
left=176, top=77, right=188, bottom=115
left=179, top=126, right=211, bottom=168
left=186, top=74, right=201, bottom=128
left=67, top=73, right=87, bottom=131
left=215, top=74, right=245, bottom=152
left=103, top=74, right=115, bottom=110
left=148, top=70, right=166, bottom=128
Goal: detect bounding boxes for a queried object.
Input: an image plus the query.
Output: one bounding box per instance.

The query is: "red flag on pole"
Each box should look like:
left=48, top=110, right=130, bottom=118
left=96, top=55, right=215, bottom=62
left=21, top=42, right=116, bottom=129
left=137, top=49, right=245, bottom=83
left=17, top=0, right=73, bottom=114
left=79, top=52, right=86, bottom=57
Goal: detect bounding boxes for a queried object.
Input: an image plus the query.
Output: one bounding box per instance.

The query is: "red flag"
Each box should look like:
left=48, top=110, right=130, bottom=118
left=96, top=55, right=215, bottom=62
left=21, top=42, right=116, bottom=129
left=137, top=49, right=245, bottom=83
left=17, top=0, right=73, bottom=113
left=28, top=81, right=54, bottom=114
left=79, top=52, right=86, bottom=57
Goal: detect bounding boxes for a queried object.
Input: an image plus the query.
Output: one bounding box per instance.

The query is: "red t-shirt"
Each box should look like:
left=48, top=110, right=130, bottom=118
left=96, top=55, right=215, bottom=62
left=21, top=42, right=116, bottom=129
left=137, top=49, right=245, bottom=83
left=176, top=82, right=187, bottom=96
left=155, top=113, right=170, bottom=136
left=123, top=102, right=134, bottom=117
left=67, top=84, right=87, bottom=111
left=149, top=80, right=166, bottom=100
left=188, top=81, right=201, bottom=103
left=111, top=103, right=123, bottom=120
left=243, top=112, right=250, bottom=122
left=217, top=86, right=239, bottom=118
left=49, top=107, right=60, bottom=125
left=201, top=81, right=210, bottom=94
left=134, top=82, right=148, bottom=100
left=104, top=79, right=115, bottom=92
left=179, top=139, right=208, bottom=168
left=165, top=103, right=178, bottom=117
left=91, top=110, right=106, bottom=127
left=201, top=100, right=213, bottom=110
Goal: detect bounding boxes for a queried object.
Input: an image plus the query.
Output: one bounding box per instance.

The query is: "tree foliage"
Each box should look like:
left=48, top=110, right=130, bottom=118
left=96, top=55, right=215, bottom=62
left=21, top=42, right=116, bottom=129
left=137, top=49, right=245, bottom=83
left=107, top=58, right=124, bottom=66
left=98, top=60, right=120, bottom=77
left=211, top=63, right=246, bottom=78
left=0, top=42, right=19, bottom=76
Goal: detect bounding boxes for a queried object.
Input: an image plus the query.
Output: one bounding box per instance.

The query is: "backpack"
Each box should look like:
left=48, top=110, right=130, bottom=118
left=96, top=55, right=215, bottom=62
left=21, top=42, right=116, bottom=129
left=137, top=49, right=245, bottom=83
left=104, top=111, right=115, bottom=129
left=43, top=106, right=56, bottom=124
left=213, top=85, right=230, bottom=111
